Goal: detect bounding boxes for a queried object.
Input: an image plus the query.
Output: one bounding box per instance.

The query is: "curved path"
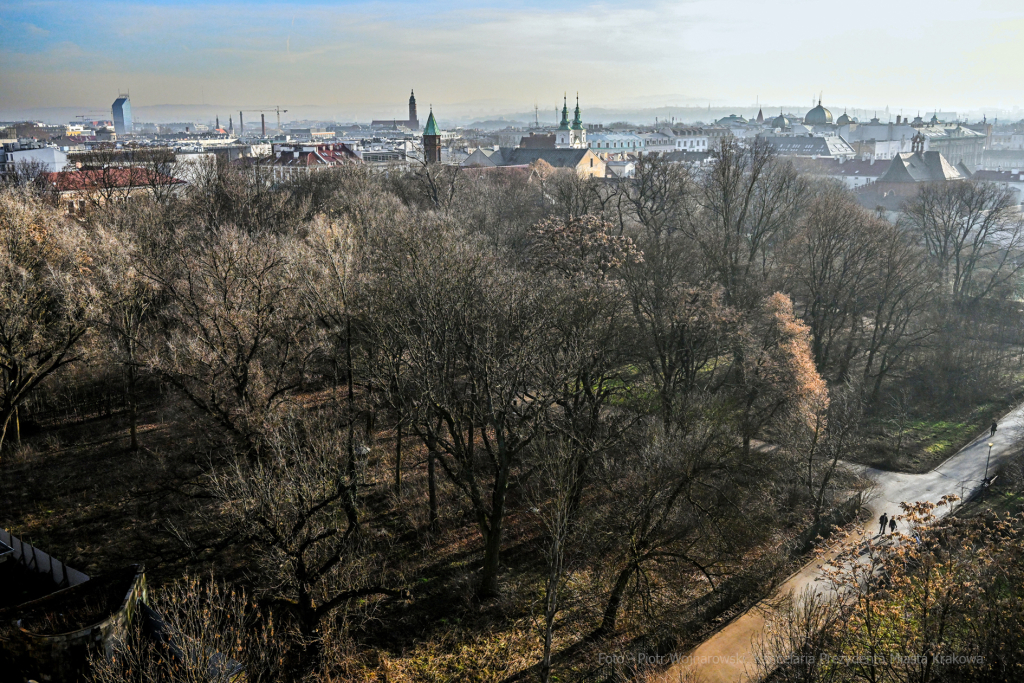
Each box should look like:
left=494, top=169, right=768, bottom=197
left=655, top=402, right=1024, bottom=683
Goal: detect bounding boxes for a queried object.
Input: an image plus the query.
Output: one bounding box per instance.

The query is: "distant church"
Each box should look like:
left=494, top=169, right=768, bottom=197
left=371, top=90, right=420, bottom=130
left=555, top=95, right=587, bottom=149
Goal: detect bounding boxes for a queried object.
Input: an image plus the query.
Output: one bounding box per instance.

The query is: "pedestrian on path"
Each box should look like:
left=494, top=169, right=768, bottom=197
left=991, top=420, right=998, bottom=436
left=879, top=513, right=888, bottom=535
left=889, top=517, right=897, bottom=534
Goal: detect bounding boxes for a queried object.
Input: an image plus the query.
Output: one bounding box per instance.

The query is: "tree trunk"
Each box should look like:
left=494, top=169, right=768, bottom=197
left=394, top=421, right=402, bottom=496
left=127, top=362, right=138, bottom=451
left=13, top=407, right=20, bottom=448
left=428, top=449, right=438, bottom=532
left=0, top=406, right=14, bottom=456
left=478, top=455, right=511, bottom=598
left=479, top=513, right=504, bottom=598
left=344, top=313, right=360, bottom=531
left=541, top=536, right=563, bottom=683
left=597, top=564, right=633, bottom=636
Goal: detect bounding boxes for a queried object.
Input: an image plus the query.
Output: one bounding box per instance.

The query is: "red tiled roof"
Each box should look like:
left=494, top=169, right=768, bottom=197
left=39, top=169, right=185, bottom=192
left=266, top=144, right=359, bottom=167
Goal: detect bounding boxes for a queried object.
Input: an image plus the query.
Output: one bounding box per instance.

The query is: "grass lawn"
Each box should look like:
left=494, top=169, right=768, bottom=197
left=953, top=475, right=1024, bottom=518
left=856, top=390, right=1024, bottom=474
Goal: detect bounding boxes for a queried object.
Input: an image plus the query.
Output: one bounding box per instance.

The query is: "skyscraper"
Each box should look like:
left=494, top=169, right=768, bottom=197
left=112, top=94, right=132, bottom=136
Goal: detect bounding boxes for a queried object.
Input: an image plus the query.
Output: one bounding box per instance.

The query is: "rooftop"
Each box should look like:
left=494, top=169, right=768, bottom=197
left=878, top=150, right=964, bottom=183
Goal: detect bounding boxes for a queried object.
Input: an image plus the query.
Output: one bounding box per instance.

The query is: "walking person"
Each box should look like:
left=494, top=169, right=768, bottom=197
left=878, top=512, right=888, bottom=535
left=889, top=517, right=897, bottom=534
left=991, top=420, right=998, bottom=437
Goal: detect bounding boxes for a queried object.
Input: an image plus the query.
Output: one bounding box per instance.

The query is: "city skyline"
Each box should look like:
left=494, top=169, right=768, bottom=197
left=2, top=0, right=1022, bottom=121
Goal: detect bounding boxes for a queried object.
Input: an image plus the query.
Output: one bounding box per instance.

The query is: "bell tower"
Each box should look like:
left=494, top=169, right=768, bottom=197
left=408, top=90, right=419, bottom=129
left=555, top=95, right=571, bottom=148
left=570, top=94, right=586, bottom=148
left=423, top=108, right=442, bottom=164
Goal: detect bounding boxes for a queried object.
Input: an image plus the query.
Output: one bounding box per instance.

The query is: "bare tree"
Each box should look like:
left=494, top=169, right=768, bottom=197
left=793, top=381, right=862, bottom=523
left=5, top=157, right=51, bottom=187
left=734, top=293, right=827, bottom=458
left=299, top=214, right=365, bottom=531
left=206, top=416, right=406, bottom=667
left=91, top=224, right=157, bottom=450
left=685, top=138, right=805, bottom=308
left=751, top=587, right=846, bottom=683
left=142, top=224, right=317, bottom=454
left=594, top=415, right=755, bottom=636
left=860, top=221, right=934, bottom=403
left=90, top=577, right=285, bottom=683
left=371, top=221, right=559, bottom=597
left=903, top=180, right=1024, bottom=306
left=0, top=189, right=96, bottom=455
left=785, top=183, right=882, bottom=380
left=527, top=439, right=583, bottom=683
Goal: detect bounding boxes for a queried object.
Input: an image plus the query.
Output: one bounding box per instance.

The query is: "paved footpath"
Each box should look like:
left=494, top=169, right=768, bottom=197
left=655, top=402, right=1024, bottom=683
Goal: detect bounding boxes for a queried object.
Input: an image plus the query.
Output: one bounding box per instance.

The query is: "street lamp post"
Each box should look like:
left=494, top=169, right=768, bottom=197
left=984, top=442, right=994, bottom=494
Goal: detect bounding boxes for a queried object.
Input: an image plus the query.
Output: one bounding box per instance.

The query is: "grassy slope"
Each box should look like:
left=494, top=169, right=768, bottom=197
left=856, top=390, right=1024, bottom=474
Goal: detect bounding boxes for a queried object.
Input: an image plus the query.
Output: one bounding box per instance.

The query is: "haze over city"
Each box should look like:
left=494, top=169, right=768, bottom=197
left=3, top=0, right=1024, bottom=123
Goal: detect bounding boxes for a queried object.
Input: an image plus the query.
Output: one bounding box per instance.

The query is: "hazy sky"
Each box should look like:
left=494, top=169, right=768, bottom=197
left=2, top=0, right=1023, bottom=120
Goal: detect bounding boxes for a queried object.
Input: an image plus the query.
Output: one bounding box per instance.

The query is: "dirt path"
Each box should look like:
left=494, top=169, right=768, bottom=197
left=654, top=402, right=1024, bottom=683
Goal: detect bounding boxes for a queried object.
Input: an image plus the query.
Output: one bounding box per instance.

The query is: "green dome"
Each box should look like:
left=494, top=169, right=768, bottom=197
left=836, top=111, right=852, bottom=126
left=771, top=113, right=790, bottom=129
left=804, top=102, right=833, bottom=125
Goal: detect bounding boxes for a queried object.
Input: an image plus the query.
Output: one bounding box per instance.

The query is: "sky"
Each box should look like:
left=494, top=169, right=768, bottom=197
left=2, top=0, right=1023, bottom=123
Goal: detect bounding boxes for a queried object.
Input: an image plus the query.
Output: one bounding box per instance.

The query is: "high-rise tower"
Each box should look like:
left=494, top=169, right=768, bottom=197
left=112, top=93, right=132, bottom=136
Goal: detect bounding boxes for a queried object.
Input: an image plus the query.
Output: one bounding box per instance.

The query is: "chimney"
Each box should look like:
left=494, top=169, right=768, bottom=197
left=239, top=111, right=243, bottom=135
left=896, top=115, right=901, bottom=124
left=262, top=114, right=266, bottom=137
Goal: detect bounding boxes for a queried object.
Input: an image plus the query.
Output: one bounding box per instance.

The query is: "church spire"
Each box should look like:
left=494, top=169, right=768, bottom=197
left=558, top=94, right=570, bottom=130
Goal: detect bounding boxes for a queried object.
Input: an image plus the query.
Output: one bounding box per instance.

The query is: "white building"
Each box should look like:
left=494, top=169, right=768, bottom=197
left=672, top=127, right=708, bottom=152
left=4, top=146, right=69, bottom=173
left=639, top=130, right=676, bottom=154
left=606, top=160, right=636, bottom=178
left=587, top=132, right=645, bottom=153
left=839, top=118, right=920, bottom=158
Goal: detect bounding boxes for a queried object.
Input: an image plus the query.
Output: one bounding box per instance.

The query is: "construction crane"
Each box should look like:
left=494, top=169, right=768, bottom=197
left=74, top=112, right=110, bottom=124
left=240, top=107, right=289, bottom=136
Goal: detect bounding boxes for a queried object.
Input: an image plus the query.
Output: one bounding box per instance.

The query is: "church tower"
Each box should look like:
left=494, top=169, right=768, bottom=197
left=423, top=108, right=441, bottom=164
left=408, top=90, right=419, bottom=129
left=555, top=95, right=572, bottom=148
left=570, top=94, right=586, bottom=148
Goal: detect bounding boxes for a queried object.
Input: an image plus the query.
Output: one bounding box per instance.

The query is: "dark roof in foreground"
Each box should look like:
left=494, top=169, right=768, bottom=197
left=878, top=151, right=964, bottom=183
left=502, top=148, right=591, bottom=168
